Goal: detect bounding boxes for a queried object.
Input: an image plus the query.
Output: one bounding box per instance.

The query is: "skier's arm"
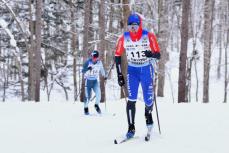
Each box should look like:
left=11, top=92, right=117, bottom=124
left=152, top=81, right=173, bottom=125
left=115, top=35, right=124, bottom=74
left=148, top=32, right=160, bottom=53
left=82, top=60, right=90, bottom=74
left=144, top=32, right=161, bottom=59
left=115, top=35, right=125, bottom=57
left=115, top=35, right=125, bottom=86
left=115, top=56, right=122, bottom=74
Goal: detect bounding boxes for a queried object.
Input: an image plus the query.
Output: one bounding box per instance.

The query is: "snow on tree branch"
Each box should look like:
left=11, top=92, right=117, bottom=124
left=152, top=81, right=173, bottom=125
left=0, top=0, right=30, bottom=36
left=0, top=18, right=20, bottom=61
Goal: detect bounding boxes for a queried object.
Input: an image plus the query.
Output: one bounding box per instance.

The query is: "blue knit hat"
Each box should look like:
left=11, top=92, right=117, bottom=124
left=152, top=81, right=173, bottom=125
left=127, top=13, right=140, bottom=25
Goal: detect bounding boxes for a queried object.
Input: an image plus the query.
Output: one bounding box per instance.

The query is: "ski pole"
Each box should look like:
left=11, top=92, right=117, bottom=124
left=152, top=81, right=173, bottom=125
left=104, top=61, right=115, bottom=110
left=154, top=89, right=161, bottom=134
left=150, top=59, right=161, bottom=134
left=106, top=61, right=115, bottom=79
left=121, top=86, right=128, bottom=104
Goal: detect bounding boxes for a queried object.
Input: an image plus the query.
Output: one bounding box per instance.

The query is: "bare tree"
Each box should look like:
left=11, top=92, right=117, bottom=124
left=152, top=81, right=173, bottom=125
left=80, top=0, right=91, bottom=102
left=203, top=0, right=215, bottom=103
left=157, top=0, right=169, bottom=97
left=34, top=0, right=42, bottom=102
left=0, top=0, right=26, bottom=101
left=70, top=0, right=78, bottom=101
left=178, top=0, right=191, bottom=103
left=28, top=0, right=35, bottom=101
left=121, top=0, right=130, bottom=99
left=217, top=19, right=223, bottom=79
left=98, top=0, right=106, bottom=102
left=187, top=0, right=202, bottom=102
left=224, top=29, right=228, bottom=103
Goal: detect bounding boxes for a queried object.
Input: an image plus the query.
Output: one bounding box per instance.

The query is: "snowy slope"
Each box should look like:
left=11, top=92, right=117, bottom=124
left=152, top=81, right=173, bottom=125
left=0, top=100, right=228, bottom=153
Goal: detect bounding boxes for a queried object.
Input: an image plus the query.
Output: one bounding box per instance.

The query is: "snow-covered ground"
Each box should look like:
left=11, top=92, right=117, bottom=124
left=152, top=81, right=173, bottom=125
left=0, top=99, right=228, bottom=153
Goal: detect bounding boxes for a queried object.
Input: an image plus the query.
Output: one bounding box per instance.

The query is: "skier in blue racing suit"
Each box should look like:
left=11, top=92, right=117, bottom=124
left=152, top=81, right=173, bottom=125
left=115, top=13, right=161, bottom=138
left=82, top=50, right=106, bottom=115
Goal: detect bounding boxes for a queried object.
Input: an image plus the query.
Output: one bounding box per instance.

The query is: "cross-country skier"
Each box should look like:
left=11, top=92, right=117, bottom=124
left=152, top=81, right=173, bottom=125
left=82, top=50, right=107, bottom=115
left=114, top=13, right=160, bottom=138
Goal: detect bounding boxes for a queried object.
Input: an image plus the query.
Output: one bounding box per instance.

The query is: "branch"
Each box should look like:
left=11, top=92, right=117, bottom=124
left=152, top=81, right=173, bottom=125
left=0, top=0, right=30, bottom=37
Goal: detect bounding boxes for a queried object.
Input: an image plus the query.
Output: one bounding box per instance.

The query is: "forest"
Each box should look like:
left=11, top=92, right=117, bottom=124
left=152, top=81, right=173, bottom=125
left=0, top=0, right=228, bottom=103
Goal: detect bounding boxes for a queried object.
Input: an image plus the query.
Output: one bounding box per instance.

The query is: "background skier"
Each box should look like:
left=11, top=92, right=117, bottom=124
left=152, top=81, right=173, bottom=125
left=82, top=50, right=106, bottom=115
left=114, top=13, right=161, bottom=138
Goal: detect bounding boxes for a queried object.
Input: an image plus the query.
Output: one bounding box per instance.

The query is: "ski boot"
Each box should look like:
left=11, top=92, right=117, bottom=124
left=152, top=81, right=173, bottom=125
left=84, top=107, right=89, bottom=115
left=94, top=104, right=101, bottom=114
left=126, top=124, right=135, bottom=139
left=145, top=105, right=153, bottom=141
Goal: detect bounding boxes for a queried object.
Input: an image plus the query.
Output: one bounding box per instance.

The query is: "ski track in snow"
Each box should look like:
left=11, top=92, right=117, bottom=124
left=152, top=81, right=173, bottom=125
left=0, top=101, right=228, bottom=153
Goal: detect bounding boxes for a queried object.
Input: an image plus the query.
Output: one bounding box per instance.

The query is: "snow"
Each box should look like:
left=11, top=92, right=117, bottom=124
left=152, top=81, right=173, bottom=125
left=0, top=99, right=228, bottom=153
left=0, top=18, right=18, bottom=49
left=0, top=18, right=21, bottom=63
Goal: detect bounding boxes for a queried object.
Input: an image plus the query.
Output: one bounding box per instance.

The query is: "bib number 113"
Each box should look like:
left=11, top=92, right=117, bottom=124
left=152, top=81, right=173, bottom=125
left=130, top=51, right=145, bottom=58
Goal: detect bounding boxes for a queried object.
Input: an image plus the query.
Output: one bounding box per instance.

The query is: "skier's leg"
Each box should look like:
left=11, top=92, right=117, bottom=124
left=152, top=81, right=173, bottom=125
left=84, top=80, right=92, bottom=114
left=127, top=66, right=140, bottom=102
left=145, top=104, right=153, bottom=127
left=141, top=65, right=154, bottom=107
left=126, top=66, right=140, bottom=138
left=145, top=104, right=153, bottom=140
left=141, top=65, right=154, bottom=128
left=126, top=100, right=136, bottom=138
left=93, top=80, right=101, bottom=114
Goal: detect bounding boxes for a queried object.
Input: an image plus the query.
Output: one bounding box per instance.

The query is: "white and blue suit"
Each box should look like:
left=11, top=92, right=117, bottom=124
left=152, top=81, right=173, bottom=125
left=82, top=58, right=106, bottom=108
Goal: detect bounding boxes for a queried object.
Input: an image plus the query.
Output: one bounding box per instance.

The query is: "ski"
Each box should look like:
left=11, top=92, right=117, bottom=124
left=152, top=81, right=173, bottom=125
left=114, top=136, right=139, bottom=144
left=84, top=112, right=116, bottom=117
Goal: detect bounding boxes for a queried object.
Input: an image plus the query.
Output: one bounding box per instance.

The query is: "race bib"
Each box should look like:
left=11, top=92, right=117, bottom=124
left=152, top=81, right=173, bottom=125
left=84, top=63, right=100, bottom=79
left=124, top=31, right=151, bottom=66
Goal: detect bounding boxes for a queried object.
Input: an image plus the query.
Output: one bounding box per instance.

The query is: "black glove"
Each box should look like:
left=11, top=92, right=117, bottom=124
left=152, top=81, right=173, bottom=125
left=104, top=76, right=107, bottom=80
left=118, top=73, right=125, bottom=87
left=143, top=50, right=161, bottom=59
left=144, top=50, right=153, bottom=57
left=152, top=52, right=161, bottom=59
left=87, top=66, right=92, bottom=71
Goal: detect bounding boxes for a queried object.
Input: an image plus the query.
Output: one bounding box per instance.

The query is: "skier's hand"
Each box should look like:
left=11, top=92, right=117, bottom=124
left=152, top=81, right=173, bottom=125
left=104, top=76, right=108, bottom=80
left=152, top=52, right=161, bottom=59
left=118, top=73, right=125, bottom=87
left=143, top=50, right=153, bottom=57
left=143, top=50, right=161, bottom=59
left=87, top=66, right=92, bottom=70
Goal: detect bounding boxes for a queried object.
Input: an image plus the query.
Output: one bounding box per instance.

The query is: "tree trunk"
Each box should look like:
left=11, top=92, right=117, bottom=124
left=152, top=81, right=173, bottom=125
left=2, top=62, right=6, bottom=102
left=178, top=0, right=190, bottom=103
left=157, top=0, right=169, bottom=97
left=217, top=24, right=222, bottom=79
left=34, top=0, right=42, bottom=102
left=107, top=0, right=115, bottom=75
left=203, top=0, right=215, bottom=103
left=17, top=56, right=25, bottom=102
left=224, top=29, right=228, bottom=103
left=80, top=0, right=91, bottom=102
left=71, top=2, right=78, bottom=101
left=99, top=0, right=106, bottom=102
left=28, top=0, right=35, bottom=101
left=121, top=0, right=130, bottom=99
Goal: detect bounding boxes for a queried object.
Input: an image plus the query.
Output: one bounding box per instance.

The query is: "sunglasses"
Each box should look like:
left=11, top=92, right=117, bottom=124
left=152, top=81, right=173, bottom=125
left=127, top=24, right=139, bottom=31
